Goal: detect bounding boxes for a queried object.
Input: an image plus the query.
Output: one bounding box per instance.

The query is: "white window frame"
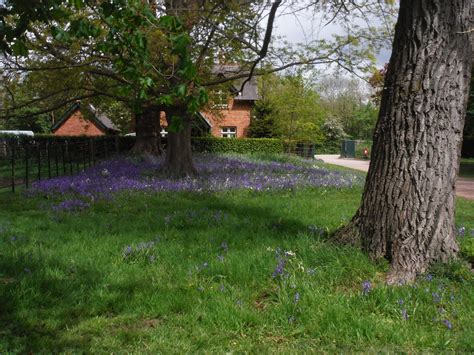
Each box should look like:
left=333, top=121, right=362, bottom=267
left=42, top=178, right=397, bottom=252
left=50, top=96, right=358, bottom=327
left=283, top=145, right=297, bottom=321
left=221, top=126, right=237, bottom=138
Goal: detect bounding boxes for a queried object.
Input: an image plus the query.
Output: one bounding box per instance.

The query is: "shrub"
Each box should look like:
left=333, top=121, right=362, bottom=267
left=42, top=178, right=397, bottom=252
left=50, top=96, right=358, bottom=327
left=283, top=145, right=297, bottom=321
left=355, top=140, right=373, bottom=159
left=191, top=137, right=283, bottom=154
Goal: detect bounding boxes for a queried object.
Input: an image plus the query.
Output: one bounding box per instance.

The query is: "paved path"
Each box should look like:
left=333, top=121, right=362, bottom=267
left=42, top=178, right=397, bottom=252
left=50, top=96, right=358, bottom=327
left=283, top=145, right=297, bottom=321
left=316, top=154, right=474, bottom=200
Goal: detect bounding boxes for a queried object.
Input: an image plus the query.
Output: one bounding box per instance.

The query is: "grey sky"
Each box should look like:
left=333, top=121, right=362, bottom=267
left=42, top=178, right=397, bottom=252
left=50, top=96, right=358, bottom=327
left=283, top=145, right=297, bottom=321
left=273, top=8, right=393, bottom=67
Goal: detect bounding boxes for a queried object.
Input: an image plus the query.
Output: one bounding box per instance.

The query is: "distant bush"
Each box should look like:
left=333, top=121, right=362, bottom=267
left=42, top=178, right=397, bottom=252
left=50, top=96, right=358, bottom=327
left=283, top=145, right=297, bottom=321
left=192, top=137, right=284, bottom=154
left=355, top=140, right=373, bottom=159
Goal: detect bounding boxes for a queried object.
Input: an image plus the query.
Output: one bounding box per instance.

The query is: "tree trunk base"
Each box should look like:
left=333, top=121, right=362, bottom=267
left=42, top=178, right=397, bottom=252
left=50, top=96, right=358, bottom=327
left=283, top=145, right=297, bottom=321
left=163, top=108, right=197, bottom=177
left=333, top=218, right=459, bottom=285
left=331, top=221, right=362, bottom=248
left=131, top=139, right=162, bottom=156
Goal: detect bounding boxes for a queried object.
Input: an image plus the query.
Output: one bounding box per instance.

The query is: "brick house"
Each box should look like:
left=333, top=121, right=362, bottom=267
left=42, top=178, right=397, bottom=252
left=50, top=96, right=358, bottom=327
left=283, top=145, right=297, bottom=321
left=51, top=102, right=120, bottom=136
left=199, top=65, right=259, bottom=138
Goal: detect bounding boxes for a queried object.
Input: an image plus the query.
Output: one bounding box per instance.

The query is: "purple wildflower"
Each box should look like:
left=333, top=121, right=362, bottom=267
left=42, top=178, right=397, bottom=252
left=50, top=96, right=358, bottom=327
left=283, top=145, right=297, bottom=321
left=217, top=255, right=225, bottom=262
left=52, top=199, right=90, bottom=213
left=443, top=319, right=452, bottom=330
left=288, top=315, right=296, bottom=324
left=425, top=274, right=433, bottom=282
left=432, top=292, right=441, bottom=303
left=294, top=292, right=300, bottom=304
left=307, top=268, right=317, bottom=275
left=272, top=258, right=286, bottom=278
left=362, top=280, right=372, bottom=295
left=9, top=236, right=17, bottom=242
left=219, top=284, right=225, bottom=292
left=457, top=226, right=465, bottom=237
left=123, top=245, right=133, bottom=256
left=30, top=154, right=363, bottom=200
left=398, top=299, right=404, bottom=306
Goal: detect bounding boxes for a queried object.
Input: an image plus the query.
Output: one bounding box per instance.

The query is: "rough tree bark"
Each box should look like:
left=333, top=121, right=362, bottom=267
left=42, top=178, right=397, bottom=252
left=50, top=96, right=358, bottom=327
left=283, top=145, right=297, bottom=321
left=335, top=0, right=472, bottom=284
left=163, top=107, right=197, bottom=176
left=131, top=107, right=162, bottom=155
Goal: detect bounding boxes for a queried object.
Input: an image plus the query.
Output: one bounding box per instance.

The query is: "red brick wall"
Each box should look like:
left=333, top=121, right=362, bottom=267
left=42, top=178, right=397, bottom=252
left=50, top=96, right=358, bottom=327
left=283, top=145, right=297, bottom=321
left=53, top=110, right=105, bottom=136
left=206, top=99, right=253, bottom=138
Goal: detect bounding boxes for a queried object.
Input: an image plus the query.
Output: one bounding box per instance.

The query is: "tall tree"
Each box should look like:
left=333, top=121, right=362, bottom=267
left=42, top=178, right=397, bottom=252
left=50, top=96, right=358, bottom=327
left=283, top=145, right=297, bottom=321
left=0, top=0, right=396, bottom=176
left=335, top=0, right=472, bottom=284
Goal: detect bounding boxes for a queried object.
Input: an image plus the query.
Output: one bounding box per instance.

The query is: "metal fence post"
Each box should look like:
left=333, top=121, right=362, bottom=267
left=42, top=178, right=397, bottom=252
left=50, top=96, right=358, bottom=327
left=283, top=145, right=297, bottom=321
left=37, top=142, right=41, bottom=181
left=25, top=144, right=29, bottom=189
left=11, top=139, right=15, bottom=193
left=47, top=141, right=51, bottom=179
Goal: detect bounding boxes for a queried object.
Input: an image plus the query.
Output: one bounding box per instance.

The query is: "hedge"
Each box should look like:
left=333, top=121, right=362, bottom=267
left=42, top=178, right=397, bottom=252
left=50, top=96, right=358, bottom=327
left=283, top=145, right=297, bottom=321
left=192, top=137, right=284, bottom=154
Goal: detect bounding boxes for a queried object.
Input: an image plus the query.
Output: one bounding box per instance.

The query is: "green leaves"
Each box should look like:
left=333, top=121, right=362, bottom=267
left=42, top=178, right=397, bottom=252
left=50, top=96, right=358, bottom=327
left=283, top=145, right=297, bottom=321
left=158, top=15, right=184, bottom=32
left=171, top=33, right=192, bottom=56
left=69, top=18, right=100, bottom=38
left=167, top=115, right=184, bottom=133
left=68, top=0, right=85, bottom=9
left=157, top=95, right=173, bottom=106
left=176, top=84, right=187, bottom=98
left=11, top=39, right=28, bottom=56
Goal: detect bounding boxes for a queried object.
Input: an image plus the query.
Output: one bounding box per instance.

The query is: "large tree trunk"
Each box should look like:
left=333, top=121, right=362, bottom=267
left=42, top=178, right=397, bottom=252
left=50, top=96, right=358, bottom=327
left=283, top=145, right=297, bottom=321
left=131, top=107, right=162, bottom=155
left=335, top=0, right=472, bottom=284
left=163, top=107, right=197, bottom=176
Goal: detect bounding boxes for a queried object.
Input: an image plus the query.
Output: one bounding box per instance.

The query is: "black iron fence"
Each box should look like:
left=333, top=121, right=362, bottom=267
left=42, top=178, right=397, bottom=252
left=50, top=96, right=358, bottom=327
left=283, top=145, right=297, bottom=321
left=0, top=135, right=321, bottom=192
left=0, top=136, right=134, bottom=192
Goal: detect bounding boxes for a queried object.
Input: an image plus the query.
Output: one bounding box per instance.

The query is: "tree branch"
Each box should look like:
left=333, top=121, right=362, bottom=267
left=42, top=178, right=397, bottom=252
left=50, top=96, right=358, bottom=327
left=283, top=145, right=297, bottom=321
left=239, top=0, right=282, bottom=93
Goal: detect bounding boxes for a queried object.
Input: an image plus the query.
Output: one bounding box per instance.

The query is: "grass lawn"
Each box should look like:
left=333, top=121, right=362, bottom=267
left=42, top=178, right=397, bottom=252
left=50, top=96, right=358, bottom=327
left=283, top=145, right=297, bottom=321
left=460, top=158, right=474, bottom=179
left=0, top=154, right=473, bottom=352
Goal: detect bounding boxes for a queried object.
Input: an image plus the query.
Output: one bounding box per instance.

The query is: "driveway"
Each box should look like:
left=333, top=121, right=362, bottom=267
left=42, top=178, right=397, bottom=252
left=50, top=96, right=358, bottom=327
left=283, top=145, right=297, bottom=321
left=316, top=154, right=474, bottom=200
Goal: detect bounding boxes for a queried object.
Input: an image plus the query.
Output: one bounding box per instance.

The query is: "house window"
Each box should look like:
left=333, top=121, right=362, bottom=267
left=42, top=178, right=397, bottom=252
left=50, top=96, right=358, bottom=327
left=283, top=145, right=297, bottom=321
left=221, top=127, right=236, bottom=138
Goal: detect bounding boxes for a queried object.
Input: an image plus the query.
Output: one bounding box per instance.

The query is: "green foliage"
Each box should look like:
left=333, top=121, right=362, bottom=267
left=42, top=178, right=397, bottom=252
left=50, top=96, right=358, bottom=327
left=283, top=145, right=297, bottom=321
left=352, top=104, right=378, bottom=140
left=192, top=137, right=283, bottom=154
left=464, top=69, right=474, bottom=138
left=255, top=74, right=326, bottom=146
left=317, top=77, right=378, bottom=140
left=247, top=100, right=276, bottom=138
left=459, top=158, right=474, bottom=178
left=355, top=140, right=373, bottom=159
left=321, top=116, right=346, bottom=151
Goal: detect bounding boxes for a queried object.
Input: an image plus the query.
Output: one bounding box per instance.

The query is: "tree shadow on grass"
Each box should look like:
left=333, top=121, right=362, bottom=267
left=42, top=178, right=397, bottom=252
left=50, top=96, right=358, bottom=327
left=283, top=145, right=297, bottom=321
left=0, top=189, right=346, bottom=352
